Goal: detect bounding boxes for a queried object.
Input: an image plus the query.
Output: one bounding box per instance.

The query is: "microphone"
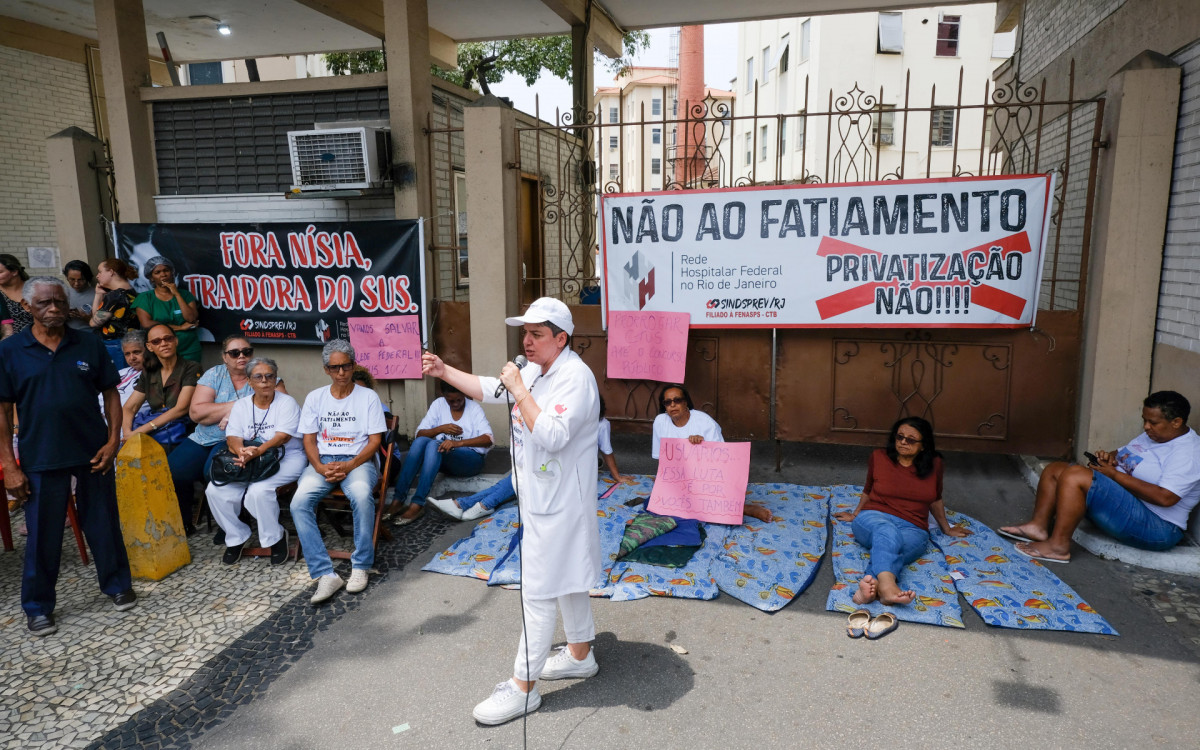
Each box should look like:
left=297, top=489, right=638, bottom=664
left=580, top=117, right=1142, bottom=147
left=494, top=355, right=529, bottom=398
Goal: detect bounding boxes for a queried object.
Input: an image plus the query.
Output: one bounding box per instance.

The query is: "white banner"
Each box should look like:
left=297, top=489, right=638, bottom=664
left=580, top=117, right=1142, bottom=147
left=600, top=175, right=1054, bottom=329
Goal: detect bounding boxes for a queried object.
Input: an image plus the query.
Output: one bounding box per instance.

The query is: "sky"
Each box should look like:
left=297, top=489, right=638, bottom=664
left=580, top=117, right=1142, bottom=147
left=489, top=24, right=740, bottom=122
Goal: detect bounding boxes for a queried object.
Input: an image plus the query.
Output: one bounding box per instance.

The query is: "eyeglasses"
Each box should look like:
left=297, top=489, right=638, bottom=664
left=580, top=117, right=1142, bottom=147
left=895, top=434, right=921, bottom=445
left=662, top=397, right=686, bottom=406
left=250, top=373, right=277, bottom=382
left=326, top=363, right=355, bottom=373
left=148, top=334, right=177, bottom=346
left=225, top=347, right=254, bottom=358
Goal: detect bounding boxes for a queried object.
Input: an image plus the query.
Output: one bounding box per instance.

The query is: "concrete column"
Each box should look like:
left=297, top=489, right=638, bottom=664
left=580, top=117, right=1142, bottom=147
left=47, top=127, right=112, bottom=268
left=1077, top=52, right=1182, bottom=455
left=382, top=0, right=435, bottom=436
left=464, top=97, right=521, bottom=444
left=94, top=0, right=157, bottom=223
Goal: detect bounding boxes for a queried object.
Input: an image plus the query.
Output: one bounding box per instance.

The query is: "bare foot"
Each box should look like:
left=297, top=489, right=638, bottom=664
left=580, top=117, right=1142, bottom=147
left=851, top=574, right=878, bottom=604
left=879, top=587, right=916, bottom=605
left=1014, top=540, right=1071, bottom=563
left=998, top=523, right=1048, bottom=543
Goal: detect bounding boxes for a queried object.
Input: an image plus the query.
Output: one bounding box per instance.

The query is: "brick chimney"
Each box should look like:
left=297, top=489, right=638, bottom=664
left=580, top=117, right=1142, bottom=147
left=675, top=25, right=706, bottom=187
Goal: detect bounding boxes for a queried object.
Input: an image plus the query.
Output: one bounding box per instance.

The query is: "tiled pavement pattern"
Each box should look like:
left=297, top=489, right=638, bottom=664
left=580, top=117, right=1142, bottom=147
left=1130, top=568, right=1200, bottom=659
left=0, top=506, right=454, bottom=750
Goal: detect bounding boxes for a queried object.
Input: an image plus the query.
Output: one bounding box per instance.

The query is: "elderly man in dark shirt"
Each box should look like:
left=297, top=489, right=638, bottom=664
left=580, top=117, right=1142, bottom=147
left=0, top=277, right=136, bottom=637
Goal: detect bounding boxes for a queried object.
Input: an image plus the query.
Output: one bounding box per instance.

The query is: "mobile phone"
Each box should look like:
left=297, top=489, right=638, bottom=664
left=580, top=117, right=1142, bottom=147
left=1084, top=451, right=1098, bottom=466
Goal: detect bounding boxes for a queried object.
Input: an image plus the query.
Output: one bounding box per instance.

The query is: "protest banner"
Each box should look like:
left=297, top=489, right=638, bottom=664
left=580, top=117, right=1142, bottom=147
left=117, top=220, right=426, bottom=345
left=347, top=315, right=422, bottom=379
left=648, top=438, right=751, bottom=525
left=606, top=310, right=689, bottom=382
left=600, top=175, right=1054, bottom=329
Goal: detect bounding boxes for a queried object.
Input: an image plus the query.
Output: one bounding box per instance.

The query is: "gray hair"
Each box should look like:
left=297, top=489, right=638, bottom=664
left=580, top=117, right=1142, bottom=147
left=121, top=329, right=147, bottom=348
left=244, top=357, right=279, bottom=378
left=321, top=338, right=356, bottom=367
left=22, top=276, right=70, bottom=302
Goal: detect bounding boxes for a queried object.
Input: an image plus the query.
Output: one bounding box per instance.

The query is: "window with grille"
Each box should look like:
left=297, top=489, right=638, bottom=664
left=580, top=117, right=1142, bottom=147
left=931, top=108, right=954, bottom=146
left=652, top=98, right=662, bottom=116
left=651, top=158, right=661, bottom=175
left=609, top=164, right=618, bottom=179
left=652, top=128, right=661, bottom=145
left=609, top=135, right=618, bottom=150
left=872, top=105, right=896, bottom=145
left=609, top=107, right=618, bottom=123
left=936, top=14, right=960, bottom=57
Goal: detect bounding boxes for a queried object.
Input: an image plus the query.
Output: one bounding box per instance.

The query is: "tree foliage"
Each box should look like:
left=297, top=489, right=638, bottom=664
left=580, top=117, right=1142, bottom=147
left=324, top=31, right=651, bottom=96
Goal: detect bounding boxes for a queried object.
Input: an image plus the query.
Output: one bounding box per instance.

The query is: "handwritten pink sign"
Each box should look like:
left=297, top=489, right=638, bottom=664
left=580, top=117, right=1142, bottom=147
left=647, top=438, right=751, bottom=525
left=347, top=315, right=422, bottom=380
left=606, top=310, right=689, bottom=383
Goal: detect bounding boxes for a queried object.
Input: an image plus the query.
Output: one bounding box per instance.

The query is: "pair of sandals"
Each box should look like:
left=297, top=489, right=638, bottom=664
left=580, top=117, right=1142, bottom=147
left=846, top=609, right=898, bottom=640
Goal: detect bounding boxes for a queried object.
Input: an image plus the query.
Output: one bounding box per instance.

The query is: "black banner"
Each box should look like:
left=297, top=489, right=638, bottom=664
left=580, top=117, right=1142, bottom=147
left=117, top=220, right=424, bottom=346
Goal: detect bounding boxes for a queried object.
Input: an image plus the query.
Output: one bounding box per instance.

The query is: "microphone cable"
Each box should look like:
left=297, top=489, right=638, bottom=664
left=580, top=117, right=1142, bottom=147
left=504, top=371, right=532, bottom=747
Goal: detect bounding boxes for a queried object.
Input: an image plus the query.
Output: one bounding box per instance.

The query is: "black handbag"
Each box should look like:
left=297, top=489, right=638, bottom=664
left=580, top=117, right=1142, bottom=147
left=208, top=439, right=283, bottom=486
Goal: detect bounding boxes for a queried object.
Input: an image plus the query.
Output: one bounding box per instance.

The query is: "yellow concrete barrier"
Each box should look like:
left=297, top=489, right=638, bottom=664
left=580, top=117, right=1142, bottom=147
left=115, top=434, right=191, bottom=579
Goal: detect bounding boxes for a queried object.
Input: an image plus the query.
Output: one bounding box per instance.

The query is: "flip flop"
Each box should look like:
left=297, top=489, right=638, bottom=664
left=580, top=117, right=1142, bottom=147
left=1013, top=541, right=1070, bottom=564
left=865, top=612, right=899, bottom=640
left=846, top=609, right=871, bottom=638
left=393, top=507, right=424, bottom=526
left=997, top=527, right=1034, bottom=544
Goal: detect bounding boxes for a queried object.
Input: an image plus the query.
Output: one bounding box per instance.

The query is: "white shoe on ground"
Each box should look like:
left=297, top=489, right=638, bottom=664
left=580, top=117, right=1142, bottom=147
left=460, top=502, right=494, bottom=521
left=472, top=679, right=541, bottom=725
left=539, top=646, right=599, bottom=680
left=427, top=496, right=465, bottom=520
left=310, top=573, right=344, bottom=604
left=346, top=568, right=369, bottom=594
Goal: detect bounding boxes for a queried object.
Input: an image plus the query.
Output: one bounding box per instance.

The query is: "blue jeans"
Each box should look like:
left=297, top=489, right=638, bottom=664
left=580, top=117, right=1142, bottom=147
left=23, top=465, right=132, bottom=617
left=167, top=438, right=222, bottom=526
left=1086, top=471, right=1184, bottom=550
left=851, top=509, right=929, bottom=578
left=290, top=455, right=380, bottom=578
left=393, top=436, right=485, bottom=506
left=456, top=473, right=515, bottom=511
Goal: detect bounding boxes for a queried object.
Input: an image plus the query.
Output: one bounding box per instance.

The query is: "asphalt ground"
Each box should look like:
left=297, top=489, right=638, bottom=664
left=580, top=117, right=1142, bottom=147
left=185, top=437, right=1200, bottom=750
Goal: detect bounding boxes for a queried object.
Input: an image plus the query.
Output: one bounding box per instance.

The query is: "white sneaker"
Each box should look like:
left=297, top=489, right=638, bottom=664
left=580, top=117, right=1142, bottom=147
left=310, top=573, right=344, bottom=604
left=346, top=568, right=369, bottom=594
left=472, top=679, right=541, bottom=725
left=539, top=646, right=599, bottom=680
left=428, top=496, right=465, bottom=520
left=460, top=502, right=494, bottom=521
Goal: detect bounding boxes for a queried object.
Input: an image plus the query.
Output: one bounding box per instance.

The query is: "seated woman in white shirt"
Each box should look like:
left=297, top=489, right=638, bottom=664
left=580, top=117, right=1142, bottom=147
left=651, top=383, right=772, bottom=522
left=391, top=381, right=493, bottom=525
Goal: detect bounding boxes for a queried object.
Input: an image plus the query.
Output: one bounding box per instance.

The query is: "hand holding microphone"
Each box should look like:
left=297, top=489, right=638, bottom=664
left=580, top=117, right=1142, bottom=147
left=495, top=355, right=529, bottom=398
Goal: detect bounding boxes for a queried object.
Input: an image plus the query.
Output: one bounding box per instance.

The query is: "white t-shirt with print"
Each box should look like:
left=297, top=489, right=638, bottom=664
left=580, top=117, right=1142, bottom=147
left=299, top=384, right=387, bottom=457
left=226, top=392, right=304, bottom=455
left=651, top=409, right=724, bottom=459
left=417, top=396, right=493, bottom=455
left=1116, top=428, right=1200, bottom=529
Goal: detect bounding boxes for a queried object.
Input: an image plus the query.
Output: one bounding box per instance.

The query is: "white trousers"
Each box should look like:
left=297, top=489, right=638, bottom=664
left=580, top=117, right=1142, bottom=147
left=513, top=591, right=595, bottom=681
left=205, top=449, right=308, bottom=547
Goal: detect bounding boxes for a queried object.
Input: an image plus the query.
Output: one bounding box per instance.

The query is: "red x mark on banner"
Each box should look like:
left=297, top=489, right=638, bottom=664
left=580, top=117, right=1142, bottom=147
left=813, top=232, right=1033, bottom=321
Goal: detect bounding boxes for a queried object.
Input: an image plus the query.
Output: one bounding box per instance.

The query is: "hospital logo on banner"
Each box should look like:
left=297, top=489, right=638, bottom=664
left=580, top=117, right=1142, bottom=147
left=618, top=249, right=655, bottom=311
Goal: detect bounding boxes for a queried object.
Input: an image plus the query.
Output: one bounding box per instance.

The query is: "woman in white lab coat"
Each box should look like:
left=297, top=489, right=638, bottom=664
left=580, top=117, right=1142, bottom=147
left=420, top=297, right=601, bottom=726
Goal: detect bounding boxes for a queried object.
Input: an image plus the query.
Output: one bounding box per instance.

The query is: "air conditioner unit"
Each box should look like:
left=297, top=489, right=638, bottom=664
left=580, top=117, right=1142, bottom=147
left=287, top=126, right=390, bottom=191
left=879, top=133, right=895, bottom=145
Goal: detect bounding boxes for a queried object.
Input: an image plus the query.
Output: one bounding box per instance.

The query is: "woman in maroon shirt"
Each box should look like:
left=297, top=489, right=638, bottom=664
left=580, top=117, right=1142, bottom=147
left=833, top=417, right=970, bottom=606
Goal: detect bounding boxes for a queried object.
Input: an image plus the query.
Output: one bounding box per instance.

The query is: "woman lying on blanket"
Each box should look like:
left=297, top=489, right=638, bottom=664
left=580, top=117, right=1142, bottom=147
left=652, top=383, right=772, bottom=523
left=1000, top=390, right=1200, bottom=563
left=832, top=417, right=970, bottom=605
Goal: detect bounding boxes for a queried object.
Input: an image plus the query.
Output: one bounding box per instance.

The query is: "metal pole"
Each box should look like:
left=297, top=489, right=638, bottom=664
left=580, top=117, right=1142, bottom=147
left=771, top=327, right=780, bottom=472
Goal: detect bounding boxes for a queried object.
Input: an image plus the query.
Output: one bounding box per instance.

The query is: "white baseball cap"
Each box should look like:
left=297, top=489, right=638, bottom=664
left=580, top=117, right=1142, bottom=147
left=504, top=297, right=574, bottom=335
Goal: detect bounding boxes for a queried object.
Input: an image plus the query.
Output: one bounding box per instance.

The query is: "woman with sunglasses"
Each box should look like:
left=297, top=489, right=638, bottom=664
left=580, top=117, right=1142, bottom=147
left=651, top=383, right=772, bottom=522
left=122, top=323, right=200, bottom=447
left=0, top=253, right=31, bottom=339
left=832, top=416, right=970, bottom=606
left=132, top=256, right=201, bottom=362
left=206, top=357, right=306, bottom=566
left=168, top=335, right=284, bottom=539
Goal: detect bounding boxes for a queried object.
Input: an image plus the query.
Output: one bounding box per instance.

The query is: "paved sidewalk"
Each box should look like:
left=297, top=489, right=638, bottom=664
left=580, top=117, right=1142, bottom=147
left=2, top=439, right=1199, bottom=748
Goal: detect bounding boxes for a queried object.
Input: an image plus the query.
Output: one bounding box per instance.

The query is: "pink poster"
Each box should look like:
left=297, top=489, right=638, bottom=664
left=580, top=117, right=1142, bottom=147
left=647, top=438, right=751, bottom=525
left=347, top=315, right=422, bottom=379
left=606, top=310, right=690, bottom=382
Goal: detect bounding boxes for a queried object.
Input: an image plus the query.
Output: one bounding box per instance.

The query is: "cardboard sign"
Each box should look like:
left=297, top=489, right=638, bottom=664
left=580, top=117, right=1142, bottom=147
left=606, top=310, right=689, bottom=382
left=347, top=315, right=422, bottom=379
left=648, top=438, right=751, bottom=525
